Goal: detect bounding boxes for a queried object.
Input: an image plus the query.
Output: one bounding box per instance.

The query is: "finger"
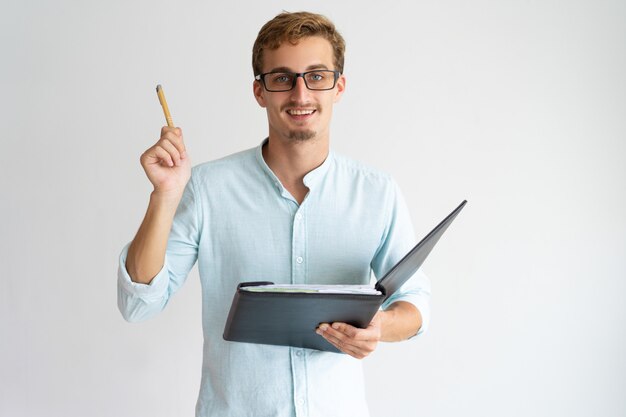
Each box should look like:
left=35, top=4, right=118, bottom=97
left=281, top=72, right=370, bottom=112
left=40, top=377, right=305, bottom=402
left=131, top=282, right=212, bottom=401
left=320, top=331, right=367, bottom=359
left=317, top=329, right=359, bottom=356
left=160, top=127, right=187, bottom=158
left=327, top=323, right=376, bottom=343
left=158, top=139, right=183, bottom=166
left=330, top=322, right=359, bottom=338
left=329, top=331, right=374, bottom=355
left=328, top=338, right=363, bottom=358
left=160, top=126, right=182, bottom=137
left=145, top=145, right=174, bottom=167
left=337, top=321, right=383, bottom=342
left=318, top=324, right=370, bottom=352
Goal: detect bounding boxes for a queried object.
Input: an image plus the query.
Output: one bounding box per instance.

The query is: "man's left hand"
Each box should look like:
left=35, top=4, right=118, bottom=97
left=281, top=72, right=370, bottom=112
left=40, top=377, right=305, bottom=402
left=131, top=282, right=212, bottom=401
left=316, top=311, right=384, bottom=359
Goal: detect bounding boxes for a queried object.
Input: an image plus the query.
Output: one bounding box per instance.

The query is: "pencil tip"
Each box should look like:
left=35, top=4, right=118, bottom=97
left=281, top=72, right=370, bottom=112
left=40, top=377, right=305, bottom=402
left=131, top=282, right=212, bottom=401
left=156, top=84, right=162, bottom=92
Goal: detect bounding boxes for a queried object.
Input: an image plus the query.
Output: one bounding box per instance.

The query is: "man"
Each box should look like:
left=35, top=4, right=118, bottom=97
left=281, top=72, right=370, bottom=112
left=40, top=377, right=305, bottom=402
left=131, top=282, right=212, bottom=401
left=118, top=11, right=430, bottom=417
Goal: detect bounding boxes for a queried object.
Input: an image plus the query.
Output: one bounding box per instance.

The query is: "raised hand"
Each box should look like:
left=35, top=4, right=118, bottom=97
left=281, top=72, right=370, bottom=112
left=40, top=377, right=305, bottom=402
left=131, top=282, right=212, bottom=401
left=140, top=126, right=191, bottom=197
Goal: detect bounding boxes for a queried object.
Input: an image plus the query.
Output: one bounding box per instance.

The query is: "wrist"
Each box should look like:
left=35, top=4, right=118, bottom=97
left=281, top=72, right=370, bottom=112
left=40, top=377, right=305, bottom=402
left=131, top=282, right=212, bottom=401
left=150, top=189, right=184, bottom=205
left=148, top=190, right=184, bottom=216
left=378, top=309, right=395, bottom=341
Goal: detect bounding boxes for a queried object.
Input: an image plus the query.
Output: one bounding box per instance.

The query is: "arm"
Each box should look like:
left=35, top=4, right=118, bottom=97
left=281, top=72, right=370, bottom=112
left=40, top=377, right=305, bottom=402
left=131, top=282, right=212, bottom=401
left=117, top=127, right=197, bottom=322
left=125, top=126, right=190, bottom=284
left=126, top=191, right=183, bottom=284
left=378, top=300, right=422, bottom=342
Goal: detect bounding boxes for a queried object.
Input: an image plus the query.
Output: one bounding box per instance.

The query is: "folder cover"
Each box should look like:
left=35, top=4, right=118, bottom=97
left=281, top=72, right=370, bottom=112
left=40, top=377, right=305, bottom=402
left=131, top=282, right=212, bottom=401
left=223, top=200, right=467, bottom=353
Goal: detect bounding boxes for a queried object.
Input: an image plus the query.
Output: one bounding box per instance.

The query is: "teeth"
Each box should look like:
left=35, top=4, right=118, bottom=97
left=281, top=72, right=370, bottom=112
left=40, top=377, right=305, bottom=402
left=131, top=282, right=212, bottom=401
left=288, top=109, right=315, bottom=115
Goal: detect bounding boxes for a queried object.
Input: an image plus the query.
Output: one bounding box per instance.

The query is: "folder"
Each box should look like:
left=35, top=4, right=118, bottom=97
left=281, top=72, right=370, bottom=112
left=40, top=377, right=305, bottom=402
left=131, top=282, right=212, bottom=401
left=223, top=200, right=467, bottom=353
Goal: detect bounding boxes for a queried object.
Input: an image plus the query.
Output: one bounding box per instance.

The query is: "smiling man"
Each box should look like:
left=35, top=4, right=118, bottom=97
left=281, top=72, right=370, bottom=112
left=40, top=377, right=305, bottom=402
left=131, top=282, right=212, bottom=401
left=118, top=11, right=431, bottom=417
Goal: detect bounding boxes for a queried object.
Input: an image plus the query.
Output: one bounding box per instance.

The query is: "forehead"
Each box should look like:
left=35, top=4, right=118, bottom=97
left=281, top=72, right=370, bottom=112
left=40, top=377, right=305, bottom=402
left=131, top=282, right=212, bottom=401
left=262, top=36, right=334, bottom=72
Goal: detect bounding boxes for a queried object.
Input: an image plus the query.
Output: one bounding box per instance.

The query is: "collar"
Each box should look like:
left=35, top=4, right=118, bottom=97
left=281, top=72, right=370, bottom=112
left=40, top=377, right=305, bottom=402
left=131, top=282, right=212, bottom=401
left=255, top=138, right=334, bottom=194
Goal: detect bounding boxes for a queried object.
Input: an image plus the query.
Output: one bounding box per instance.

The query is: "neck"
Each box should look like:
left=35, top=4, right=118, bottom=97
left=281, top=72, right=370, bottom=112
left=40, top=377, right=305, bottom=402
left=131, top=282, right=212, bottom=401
left=262, top=135, right=329, bottom=203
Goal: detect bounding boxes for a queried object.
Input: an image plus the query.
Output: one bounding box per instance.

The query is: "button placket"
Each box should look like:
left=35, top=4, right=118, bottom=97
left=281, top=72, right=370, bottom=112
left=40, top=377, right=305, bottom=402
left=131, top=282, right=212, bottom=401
left=291, top=347, right=308, bottom=417
left=291, top=207, right=307, bottom=284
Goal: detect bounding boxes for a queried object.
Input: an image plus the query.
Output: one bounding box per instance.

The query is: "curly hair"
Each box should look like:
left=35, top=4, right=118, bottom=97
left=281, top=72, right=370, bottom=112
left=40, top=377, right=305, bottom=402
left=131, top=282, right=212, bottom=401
left=252, top=11, right=346, bottom=76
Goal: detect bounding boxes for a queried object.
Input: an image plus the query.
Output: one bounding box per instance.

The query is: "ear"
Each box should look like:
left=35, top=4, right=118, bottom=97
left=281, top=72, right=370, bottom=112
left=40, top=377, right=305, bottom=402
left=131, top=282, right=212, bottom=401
left=333, top=74, right=346, bottom=104
left=253, top=80, right=266, bottom=108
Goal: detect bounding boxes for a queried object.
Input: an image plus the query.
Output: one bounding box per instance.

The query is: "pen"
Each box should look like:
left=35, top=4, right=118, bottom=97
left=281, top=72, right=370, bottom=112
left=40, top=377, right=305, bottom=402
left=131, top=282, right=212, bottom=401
left=156, top=84, right=174, bottom=127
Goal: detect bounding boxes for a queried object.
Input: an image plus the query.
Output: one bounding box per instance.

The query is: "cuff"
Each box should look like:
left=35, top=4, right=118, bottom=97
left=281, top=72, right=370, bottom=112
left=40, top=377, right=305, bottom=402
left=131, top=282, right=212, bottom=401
left=117, top=243, right=169, bottom=302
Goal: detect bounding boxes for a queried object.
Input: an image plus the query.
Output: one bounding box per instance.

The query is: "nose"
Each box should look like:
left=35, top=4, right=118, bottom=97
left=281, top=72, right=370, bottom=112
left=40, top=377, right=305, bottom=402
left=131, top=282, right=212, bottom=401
left=290, top=75, right=310, bottom=102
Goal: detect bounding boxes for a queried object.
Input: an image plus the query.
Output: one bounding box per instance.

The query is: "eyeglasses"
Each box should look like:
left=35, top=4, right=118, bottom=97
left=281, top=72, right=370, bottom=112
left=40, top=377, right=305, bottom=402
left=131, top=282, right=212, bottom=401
left=255, top=70, right=341, bottom=92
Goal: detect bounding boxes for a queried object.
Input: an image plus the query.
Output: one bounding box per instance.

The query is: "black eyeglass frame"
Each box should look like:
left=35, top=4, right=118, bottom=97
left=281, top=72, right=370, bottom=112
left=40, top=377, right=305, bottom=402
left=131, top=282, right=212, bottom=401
left=254, top=70, right=341, bottom=92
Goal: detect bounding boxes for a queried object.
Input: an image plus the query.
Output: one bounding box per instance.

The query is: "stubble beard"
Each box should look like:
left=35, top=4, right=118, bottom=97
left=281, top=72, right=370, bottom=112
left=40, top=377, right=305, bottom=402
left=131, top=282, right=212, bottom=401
left=288, top=129, right=316, bottom=141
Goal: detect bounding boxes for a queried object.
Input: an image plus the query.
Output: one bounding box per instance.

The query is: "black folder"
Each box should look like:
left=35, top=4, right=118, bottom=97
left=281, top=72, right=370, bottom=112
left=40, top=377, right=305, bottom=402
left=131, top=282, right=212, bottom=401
left=223, top=200, right=467, bottom=353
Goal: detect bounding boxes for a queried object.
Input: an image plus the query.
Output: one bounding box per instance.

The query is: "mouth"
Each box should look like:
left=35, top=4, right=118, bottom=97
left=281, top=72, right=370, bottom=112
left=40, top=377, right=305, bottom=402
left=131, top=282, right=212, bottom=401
left=286, top=108, right=317, bottom=121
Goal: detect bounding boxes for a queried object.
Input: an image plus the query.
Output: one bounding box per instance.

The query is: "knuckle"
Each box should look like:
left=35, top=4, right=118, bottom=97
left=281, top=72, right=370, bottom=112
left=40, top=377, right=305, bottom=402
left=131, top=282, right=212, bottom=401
left=159, top=139, right=177, bottom=153
left=160, top=127, right=173, bottom=138
left=160, top=131, right=176, bottom=142
left=171, top=135, right=184, bottom=147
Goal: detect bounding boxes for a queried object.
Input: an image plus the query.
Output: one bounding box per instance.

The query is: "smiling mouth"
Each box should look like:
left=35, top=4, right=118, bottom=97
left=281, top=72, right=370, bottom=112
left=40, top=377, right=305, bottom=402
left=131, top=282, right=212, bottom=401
left=286, top=109, right=316, bottom=116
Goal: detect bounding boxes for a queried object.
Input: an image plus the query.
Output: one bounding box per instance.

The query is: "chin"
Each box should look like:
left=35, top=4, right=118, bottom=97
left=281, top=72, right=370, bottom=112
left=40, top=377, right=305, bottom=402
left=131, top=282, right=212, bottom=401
left=288, top=130, right=317, bottom=141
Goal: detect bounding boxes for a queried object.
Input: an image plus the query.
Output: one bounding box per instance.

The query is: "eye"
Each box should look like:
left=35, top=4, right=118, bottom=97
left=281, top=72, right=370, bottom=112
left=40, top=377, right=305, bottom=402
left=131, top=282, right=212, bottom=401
left=308, top=72, right=325, bottom=82
left=272, top=73, right=292, bottom=84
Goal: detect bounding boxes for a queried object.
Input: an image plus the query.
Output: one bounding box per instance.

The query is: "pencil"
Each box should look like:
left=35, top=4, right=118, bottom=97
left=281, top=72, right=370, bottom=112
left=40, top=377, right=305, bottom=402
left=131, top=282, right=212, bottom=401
left=156, top=84, right=174, bottom=127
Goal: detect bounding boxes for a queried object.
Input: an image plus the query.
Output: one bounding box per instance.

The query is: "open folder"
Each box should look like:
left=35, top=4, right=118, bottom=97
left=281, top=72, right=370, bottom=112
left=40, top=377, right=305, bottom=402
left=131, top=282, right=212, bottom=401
left=223, top=200, right=467, bottom=353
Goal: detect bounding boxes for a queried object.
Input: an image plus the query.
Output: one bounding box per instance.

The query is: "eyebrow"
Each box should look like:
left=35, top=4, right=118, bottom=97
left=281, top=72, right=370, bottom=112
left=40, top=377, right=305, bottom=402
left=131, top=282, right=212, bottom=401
left=266, top=64, right=330, bottom=73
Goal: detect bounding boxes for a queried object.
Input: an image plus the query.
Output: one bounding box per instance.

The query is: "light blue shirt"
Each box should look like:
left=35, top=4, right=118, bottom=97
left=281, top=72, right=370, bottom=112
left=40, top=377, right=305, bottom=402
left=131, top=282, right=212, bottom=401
left=118, top=139, right=431, bottom=417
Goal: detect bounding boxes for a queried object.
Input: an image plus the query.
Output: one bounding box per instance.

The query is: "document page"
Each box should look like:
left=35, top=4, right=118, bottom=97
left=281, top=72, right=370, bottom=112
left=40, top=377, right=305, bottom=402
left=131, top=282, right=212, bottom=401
left=241, top=284, right=382, bottom=295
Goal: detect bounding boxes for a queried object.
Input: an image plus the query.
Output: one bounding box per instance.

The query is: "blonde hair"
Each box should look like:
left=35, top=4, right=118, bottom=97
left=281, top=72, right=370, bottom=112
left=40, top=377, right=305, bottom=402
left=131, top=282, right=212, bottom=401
left=252, top=11, right=346, bottom=76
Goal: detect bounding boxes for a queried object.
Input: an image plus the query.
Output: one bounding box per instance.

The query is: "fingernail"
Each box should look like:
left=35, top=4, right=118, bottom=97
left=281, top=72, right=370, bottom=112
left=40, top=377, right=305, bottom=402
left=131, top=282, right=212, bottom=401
left=319, top=324, right=328, bottom=331
left=332, top=323, right=339, bottom=330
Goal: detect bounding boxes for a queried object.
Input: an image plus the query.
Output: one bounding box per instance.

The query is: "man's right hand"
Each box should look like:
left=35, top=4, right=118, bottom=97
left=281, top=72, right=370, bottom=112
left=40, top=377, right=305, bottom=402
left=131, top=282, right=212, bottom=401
left=140, top=126, right=191, bottom=196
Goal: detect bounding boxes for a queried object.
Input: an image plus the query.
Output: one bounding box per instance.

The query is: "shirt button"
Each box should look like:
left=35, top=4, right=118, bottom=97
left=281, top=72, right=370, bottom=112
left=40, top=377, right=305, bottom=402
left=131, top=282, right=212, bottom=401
left=295, top=212, right=303, bottom=220
left=296, top=350, right=303, bottom=357
left=296, top=256, right=303, bottom=264
left=297, top=398, right=305, bottom=406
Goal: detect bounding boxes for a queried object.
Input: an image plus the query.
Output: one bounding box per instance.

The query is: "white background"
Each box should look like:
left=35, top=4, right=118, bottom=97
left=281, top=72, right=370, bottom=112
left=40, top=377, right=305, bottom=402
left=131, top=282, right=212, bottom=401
left=1, top=1, right=625, bottom=416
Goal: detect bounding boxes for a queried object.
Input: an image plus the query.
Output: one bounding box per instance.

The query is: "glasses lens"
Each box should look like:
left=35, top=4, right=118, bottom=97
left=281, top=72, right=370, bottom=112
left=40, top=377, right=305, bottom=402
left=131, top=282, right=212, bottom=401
left=264, top=73, right=295, bottom=92
left=304, top=71, right=337, bottom=90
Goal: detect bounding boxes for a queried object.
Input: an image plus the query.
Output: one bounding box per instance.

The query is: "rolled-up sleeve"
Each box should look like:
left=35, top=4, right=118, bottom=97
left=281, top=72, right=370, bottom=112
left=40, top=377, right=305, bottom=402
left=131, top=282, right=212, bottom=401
left=117, top=173, right=201, bottom=322
left=117, top=244, right=172, bottom=322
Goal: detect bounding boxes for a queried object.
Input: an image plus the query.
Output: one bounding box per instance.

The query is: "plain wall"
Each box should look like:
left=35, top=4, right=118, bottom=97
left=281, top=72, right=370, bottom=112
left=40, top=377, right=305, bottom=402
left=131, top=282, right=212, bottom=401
left=1, top=1, right=625, bottom=416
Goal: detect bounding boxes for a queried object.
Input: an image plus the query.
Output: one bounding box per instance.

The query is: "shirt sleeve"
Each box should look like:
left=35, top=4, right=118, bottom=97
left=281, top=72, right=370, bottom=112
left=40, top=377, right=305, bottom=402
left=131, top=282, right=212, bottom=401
left=370, top=179, right=431, bottom=336
left=117, top=175, right=201, bottom=322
